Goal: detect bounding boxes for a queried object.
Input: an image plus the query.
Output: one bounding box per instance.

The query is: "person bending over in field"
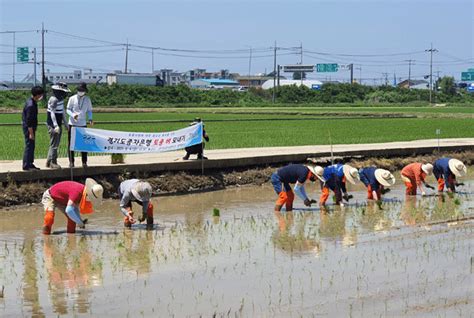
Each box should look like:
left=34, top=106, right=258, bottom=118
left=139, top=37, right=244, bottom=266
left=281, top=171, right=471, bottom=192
left=400, top=162, right=434, bottom=196
left=433, top=158, right=466, bottom=193
left=183, top=118, right=209, bottom=160
left=319, top=163, right=360, bottom=207
left=119, top=179, right=154, bottom=229
left=42, top=178, right=103, bottom=234
left=358, top=167, right=395, bottom=202
left=270, top=164, right=324, bottom=212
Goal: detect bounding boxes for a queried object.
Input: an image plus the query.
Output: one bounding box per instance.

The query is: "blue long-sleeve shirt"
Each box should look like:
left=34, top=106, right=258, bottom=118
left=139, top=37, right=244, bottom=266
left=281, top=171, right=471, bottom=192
left=322, top=164, right=346, bottom=192
left=433, top=158, right=454, bottom=186
left=359, top=167, right=380, bottom=192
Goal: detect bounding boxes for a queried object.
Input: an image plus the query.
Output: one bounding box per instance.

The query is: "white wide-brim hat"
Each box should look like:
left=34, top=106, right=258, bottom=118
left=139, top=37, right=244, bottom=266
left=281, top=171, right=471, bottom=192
left=131, top=181, right=152, bottom=202
left=448, top=159, right=467, bottom=177
left=85, top=178, right=103, bottom=206
left=51, top=82, right=71, bottom=92
left=343, top=164, right=360, bottom=185
left=374, top=169, right=396, bottom=187
left=306, top=165, right=325, bottom=182
left=421, top=163, right=434, bottom=175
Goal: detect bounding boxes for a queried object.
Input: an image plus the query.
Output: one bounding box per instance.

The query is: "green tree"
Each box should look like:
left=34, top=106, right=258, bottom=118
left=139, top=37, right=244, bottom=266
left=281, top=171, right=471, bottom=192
left=438, top=76, right=456, bottom=96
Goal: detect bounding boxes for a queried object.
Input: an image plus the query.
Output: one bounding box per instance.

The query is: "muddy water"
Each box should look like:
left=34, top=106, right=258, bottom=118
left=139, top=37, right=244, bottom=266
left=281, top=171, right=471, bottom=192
left=1, top=172, right=473, bottom=317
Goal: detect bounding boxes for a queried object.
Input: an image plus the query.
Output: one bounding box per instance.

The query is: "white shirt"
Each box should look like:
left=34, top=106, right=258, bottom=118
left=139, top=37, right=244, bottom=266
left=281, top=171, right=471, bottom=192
left=66, top=94, right=93, bottom=127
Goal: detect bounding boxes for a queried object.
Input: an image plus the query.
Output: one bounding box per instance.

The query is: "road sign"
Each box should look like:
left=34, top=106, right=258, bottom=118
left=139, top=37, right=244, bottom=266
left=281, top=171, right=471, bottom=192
left=461, top=72, right=474, bottom=81
left=16, top=47, right=29, bottom=63
left=311, top=84, right=321, bottom=90
left=282, top=64, right=315, bottom=73
left=316, top=63, right=338, bottom=72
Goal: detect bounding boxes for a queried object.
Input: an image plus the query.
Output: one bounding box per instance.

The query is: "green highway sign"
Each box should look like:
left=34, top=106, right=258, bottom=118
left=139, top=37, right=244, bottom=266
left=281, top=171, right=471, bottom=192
left=461, top=71, right=474, bottom=81
left=16, top=47, right=29, bottom=63
left=316, top=63, right=338, bottom=72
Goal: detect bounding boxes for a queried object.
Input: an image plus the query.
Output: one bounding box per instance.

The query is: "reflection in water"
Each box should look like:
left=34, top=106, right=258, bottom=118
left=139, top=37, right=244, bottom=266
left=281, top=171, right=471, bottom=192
left=272, top=211, right=321, bottom=254
left=357, top=202, right=392, bottom=232
left=319, top=208, right=347, bottom=239
left=21, top=238, right=44, bottom=317
left=43, top=236, right=103, bottom=315
left=400, top=196, right=427, bottom=225
left=118, top=230, right=154, bottom=276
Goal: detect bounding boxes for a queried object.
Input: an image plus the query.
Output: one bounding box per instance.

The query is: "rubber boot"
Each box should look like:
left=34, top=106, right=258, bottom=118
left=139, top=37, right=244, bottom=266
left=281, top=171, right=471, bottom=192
left=43, top=210, right=55, bottom=235
left=66, top=217, right=76, bottom=234
left=124, top=211, right=134, bottom=228
left=146, top=203, right=154, bottom=229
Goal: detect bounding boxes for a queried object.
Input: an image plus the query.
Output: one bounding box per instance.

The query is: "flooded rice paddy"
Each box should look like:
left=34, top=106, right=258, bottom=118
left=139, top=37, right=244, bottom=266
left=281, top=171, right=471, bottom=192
left=0, top=171, right=473, bottom=317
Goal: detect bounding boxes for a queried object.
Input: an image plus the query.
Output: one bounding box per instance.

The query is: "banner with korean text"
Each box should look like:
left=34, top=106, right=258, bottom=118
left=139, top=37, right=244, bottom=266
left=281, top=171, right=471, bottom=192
left=70, top=123, right=203, bottom=153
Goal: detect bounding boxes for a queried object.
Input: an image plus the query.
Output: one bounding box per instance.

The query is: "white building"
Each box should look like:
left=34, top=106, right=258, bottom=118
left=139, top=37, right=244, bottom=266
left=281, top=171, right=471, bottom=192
left=262, top=79, right=323, bottom=90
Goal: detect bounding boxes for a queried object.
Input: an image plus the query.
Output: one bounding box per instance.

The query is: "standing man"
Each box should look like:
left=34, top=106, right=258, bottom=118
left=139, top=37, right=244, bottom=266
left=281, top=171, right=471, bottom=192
left=319, top=164, right=359, bottom=207
left=270, top=164, right=324, bottom=212
left=46, top=82, right=70, bottom=169
left=359, top=167, right=396, bottom=201
left=401, top=162, right=434, bottom=196
left=119, top=179, right=154, bottom=228
left=41, top=178, right=103, bottom=234
left=67, top=82, right=93, bottom=168
left=183, top=118, right=209, bottom=160
left=433, top=158, right=467, bottom=193
left=22, top=86, right=44, bottom=171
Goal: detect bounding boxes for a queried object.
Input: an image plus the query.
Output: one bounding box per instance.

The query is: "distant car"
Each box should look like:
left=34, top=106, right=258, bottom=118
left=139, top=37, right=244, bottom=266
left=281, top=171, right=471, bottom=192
left=236, top=86, right=248, bottom=92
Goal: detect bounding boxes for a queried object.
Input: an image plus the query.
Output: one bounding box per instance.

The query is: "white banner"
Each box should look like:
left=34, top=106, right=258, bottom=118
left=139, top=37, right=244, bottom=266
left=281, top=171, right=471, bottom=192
left=70, top=123, right=203, bottom=154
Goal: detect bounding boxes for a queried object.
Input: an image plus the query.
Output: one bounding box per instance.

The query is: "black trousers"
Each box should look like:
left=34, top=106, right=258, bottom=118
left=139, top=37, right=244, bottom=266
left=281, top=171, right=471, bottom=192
left=185, top=143, right=205, bottom=157
left=67, top=125, right=88, bottom=164
left=22, top=126, right=36, bottom=169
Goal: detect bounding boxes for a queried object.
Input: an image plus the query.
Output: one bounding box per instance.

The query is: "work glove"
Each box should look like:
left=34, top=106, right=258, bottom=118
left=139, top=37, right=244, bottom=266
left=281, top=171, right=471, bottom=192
left=421, top=191, right=426, bottom=196
left=343, top=193, right=353, bottom=202
left=79, top=218, right=88, bottom=229
left=53, top=126, right=60, bottom=134
left=455, top=182, right=465, bottom=187
left=127, top=211, right=136, bottom=224
left=425, top=184, right=435, bottom=190
left=303, top=199, right=312, bottom=207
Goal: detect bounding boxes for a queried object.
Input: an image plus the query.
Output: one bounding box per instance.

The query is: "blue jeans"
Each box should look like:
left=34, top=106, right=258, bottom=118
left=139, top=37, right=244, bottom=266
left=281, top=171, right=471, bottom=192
left=271, top=173, right=291, bottom=194
left=22, top=126, right=36, bottom=169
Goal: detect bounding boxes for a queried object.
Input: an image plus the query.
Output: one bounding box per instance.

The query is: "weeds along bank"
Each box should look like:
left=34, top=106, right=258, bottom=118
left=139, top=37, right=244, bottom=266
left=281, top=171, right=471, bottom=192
left=2, top=83, right=474, bottom=108
left=2, top=151, right=473, bottom=208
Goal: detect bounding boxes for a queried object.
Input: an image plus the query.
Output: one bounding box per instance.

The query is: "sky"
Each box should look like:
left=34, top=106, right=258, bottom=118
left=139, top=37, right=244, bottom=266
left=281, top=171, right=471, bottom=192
left=1, top=0, right=473, bottom=84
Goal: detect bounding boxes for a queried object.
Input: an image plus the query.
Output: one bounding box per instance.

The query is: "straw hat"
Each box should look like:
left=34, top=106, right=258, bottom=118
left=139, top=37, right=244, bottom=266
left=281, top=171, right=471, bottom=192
left=51, top=82, right=71, bottom=92
left=306, top=165, right=325, bottom=182
left=131, top=181, right=152, bottom=202
left=343, top=164, right=360, bottom=184
left=448, top=159, right=467, bottom=177
left=85, top=178, right=103, bottom=206
left=374, top=169, right=396, bottom=187
left=421, top=163, right=434, bottom=175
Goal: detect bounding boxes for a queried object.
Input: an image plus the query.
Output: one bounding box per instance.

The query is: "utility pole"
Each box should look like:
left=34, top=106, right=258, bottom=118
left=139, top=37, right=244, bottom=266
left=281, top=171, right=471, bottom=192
left=349, top=63, right=354, bottom=84
left=12, top=32, right=15, bottom=89
left=41, top=23, right=46, bottom=92
left=425, top=43, right=438, bottom=104
left=124, top=39, right=129, bottom=74
left=272, top=41, right=277, bottom=103
left=405, top=59, right=414, bottom=89
left=382, top=73, right=389, bottom=86
left=248, top=46, right=252, bottom=88
left=33, top=48, right=37, bottom=86
left=151, top=48, right=154, bottom=73
left=300, top=42, right=303, bottom=84
left=277, top=64, right=280, bottom=88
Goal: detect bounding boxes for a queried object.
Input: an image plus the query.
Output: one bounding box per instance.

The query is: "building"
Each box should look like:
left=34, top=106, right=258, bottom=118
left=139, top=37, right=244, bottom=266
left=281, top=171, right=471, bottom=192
left=106, top=73, right=164, bottom=86
left=159, top=69, right=185, bottom=86
left=236, top=75, right=274, bottom=88
left=262, top=79, right=323, bottom=90
left=189, top=78, right=240, bottom=89
left=398, top=79, right=429, bottom=89
left=45, top=69, right=107, bottom=84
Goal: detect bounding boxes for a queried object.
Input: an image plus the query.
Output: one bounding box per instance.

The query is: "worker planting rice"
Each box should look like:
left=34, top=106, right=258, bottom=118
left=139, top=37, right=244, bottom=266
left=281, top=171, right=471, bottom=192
left=319, top=164, right=359, bottom=207
left=358, top=167, right=396, bottom=202
left=118, top=179, right=154, bottom=228
left=433, top=158, right=467, bottom=193
left=400, top=162, right=434, bottom=196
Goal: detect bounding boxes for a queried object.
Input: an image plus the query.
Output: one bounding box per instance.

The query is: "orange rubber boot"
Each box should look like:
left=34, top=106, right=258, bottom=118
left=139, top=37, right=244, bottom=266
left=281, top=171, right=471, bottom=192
left=146, top=203, right=154, bottom=228
left=43, top=210, right=55, bottom=235
left=320, top=187, right=330, bottom=205
left=124, top=210, right=133, bottom=228
left=66, top=217, right=76, bottom=234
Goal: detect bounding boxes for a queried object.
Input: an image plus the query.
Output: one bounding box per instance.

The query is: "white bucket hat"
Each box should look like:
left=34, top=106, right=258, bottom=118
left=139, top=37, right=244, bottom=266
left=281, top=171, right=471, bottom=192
left=421, top=163, right=434, bottom=175
left=448, top=159, right=467, bottom=177
left=343, top=164, right=360, bottom=184
left=374, top=169, right=396, bottom=187
left=51, top=82, right=71, bottom=93
left=85, top=178, right=103, bottom=206
left=306, top=165, right=325, bottom=182
left=131, top=181, right=152, bottom=202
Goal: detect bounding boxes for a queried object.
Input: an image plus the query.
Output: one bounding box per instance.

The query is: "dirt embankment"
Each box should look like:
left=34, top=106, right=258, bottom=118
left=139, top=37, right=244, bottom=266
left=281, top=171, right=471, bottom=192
left=1, top=151, right=473, bottom=208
